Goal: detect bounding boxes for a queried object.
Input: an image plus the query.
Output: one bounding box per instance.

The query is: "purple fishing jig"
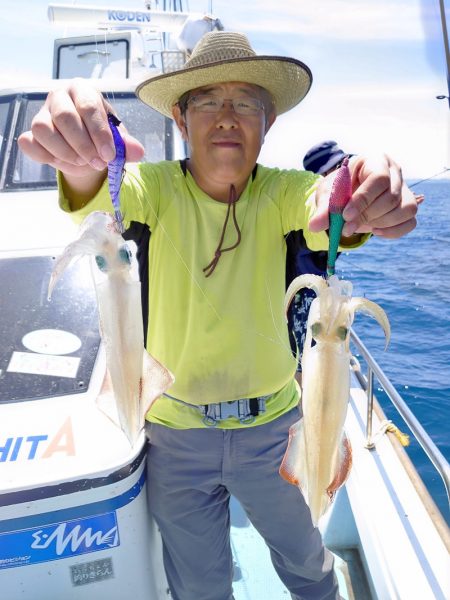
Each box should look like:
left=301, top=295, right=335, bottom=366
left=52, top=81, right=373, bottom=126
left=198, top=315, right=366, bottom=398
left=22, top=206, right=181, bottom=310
left=107, top=113, right=126, bottom=234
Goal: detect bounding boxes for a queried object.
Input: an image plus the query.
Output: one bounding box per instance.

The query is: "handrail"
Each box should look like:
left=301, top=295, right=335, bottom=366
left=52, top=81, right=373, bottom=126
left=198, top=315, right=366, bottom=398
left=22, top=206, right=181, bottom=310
left=350, top=328, right=450, bottom=505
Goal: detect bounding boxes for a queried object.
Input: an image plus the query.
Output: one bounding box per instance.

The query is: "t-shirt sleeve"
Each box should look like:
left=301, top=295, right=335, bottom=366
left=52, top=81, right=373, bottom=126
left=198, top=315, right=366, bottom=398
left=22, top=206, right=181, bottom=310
left=57, top=163, right=160, bottom=230
left=278, top=169, right=370, bottom=252
left=277, top=169, right=328, bottom=251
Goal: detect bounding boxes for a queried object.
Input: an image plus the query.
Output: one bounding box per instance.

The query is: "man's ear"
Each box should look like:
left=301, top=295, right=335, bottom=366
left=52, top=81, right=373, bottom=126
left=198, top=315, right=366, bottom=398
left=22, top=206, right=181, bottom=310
left=172, top=105, right=188, bottom=141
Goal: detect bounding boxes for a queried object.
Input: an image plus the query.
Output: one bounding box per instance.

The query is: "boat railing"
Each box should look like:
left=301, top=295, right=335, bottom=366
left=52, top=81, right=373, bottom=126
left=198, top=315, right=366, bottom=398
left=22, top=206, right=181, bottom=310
left=349, top=327, right=450, bottom=505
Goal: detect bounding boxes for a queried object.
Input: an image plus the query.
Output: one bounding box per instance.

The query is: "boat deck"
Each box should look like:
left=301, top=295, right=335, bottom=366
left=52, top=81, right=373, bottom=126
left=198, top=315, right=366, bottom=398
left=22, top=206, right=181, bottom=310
left=230, top=377, right=450, bottom=600
left=230, top=495, right=372, bottom=600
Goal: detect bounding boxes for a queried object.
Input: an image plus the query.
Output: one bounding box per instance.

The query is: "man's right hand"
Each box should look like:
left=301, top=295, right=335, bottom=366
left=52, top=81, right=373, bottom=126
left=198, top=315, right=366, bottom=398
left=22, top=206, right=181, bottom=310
left=18, top=79, right=145, bottom=205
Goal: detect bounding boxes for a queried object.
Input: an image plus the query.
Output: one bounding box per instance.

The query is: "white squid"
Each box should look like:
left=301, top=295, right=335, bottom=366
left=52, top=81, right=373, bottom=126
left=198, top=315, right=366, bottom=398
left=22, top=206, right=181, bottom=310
left=48, top=211, right=174, bottom=445
left=280, top=274, right=390, bottom=525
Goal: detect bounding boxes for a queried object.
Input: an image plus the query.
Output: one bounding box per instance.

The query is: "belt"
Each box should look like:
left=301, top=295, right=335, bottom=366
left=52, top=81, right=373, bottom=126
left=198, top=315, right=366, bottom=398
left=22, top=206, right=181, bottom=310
left=164, top=393, right=269, bottom=427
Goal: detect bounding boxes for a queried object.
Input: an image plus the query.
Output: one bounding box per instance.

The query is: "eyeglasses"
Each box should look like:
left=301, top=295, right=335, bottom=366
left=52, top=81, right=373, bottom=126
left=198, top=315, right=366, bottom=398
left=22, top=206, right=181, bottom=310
left=186, top=94, right=265, bottom=116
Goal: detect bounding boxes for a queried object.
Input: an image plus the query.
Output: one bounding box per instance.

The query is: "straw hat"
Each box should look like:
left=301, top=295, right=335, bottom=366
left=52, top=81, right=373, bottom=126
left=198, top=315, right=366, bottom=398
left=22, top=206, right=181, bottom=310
left=136, top=31, right=312, bottom=118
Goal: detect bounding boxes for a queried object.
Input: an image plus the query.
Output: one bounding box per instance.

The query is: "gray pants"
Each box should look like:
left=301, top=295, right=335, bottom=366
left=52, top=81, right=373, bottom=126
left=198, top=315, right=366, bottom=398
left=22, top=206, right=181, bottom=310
left=146, top=407, right=339, bottom=600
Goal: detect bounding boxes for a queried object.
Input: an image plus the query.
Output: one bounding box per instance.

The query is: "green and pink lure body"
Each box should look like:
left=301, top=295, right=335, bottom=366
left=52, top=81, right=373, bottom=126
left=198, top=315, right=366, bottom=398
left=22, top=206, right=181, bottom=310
left=327, top=156, right=352, bottom=277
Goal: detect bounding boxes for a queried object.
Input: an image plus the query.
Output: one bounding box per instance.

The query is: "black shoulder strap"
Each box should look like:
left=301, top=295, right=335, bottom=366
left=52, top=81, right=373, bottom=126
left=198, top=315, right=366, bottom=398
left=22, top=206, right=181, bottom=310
left=123, top=221, right=151, bottom=345
left=180, top=158, right=188, bottom=176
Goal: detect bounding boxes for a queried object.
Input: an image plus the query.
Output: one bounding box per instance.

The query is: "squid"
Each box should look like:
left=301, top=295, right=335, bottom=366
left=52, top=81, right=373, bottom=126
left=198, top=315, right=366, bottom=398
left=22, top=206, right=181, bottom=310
left=280, top=274, right=390, bottom=525
left=48, top=211, right=174, bottom=445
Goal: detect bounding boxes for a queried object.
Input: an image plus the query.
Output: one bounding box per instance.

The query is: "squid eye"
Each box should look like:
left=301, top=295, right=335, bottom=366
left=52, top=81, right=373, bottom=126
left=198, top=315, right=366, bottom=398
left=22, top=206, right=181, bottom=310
left=95, top=255, right=108, bottom=272
left=311, top=322, right=322, bottom=337
left=119, top=245, right=132, bottom=265
left=336, top=326, right=348, bottom=341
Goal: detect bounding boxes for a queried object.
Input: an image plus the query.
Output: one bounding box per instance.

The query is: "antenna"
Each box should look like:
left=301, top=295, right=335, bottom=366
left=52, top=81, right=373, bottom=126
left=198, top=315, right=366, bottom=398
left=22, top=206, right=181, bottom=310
left=438, top=0, right=450, bottom=109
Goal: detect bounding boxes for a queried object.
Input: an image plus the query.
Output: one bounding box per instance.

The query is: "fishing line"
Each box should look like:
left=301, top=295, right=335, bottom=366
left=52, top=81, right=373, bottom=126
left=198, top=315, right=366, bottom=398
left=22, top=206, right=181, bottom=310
left=142, top=199, right=223, bottom=321
left=143, top=194, right=295, bottom=355
left=336, top=259, right=372, bottom=281
left=264, top=276, right=296, bottom=354
left=86, top=3, right=224, bottom=321
left=408, top=168, right=450, bottom=188
left=86, top=2, right=294, bottom=357
left=102, top=28, right=116, bottom=109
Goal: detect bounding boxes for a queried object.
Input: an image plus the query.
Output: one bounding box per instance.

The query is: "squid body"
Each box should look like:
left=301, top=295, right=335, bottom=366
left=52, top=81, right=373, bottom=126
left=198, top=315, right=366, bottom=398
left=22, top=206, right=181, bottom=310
left=48, top=211, right=174, bottom=445
left=280, top=274, right=390, bottom=525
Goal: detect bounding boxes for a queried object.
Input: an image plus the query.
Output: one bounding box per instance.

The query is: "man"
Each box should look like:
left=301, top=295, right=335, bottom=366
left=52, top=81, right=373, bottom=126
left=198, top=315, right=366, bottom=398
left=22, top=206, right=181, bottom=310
left=19, top=31, right=417, bottom=600
left=302, top=140, right=351, bottom=177
left=286, top=140, right=353, bottom=384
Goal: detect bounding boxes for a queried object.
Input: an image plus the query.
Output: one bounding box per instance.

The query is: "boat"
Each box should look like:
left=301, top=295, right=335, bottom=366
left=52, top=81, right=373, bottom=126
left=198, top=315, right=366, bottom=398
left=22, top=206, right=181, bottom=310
left=0, top=3, right=449, bottom=599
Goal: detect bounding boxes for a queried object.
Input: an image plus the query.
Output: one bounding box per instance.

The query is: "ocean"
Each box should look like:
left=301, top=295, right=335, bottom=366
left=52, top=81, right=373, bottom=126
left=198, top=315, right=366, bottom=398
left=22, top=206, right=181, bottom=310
left=336, top=179, right=450, bottom=525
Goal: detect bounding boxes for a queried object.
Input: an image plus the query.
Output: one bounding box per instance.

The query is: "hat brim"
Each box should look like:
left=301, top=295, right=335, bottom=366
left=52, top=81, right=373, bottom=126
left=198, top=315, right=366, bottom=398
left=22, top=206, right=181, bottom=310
left=135, top=56, right=312, bottom=118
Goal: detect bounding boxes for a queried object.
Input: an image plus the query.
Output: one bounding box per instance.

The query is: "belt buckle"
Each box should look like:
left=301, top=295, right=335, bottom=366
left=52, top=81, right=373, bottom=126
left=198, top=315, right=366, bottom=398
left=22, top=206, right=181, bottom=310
left=201, top=396, right=268, bottom=427
left=219, top=401, right=240, bottom=420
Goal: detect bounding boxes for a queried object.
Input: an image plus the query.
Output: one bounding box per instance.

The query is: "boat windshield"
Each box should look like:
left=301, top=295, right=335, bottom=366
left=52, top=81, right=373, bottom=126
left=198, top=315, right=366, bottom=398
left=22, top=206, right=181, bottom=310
left=0, top=101, right=8, bottom=148
left=0, top=91, right=172, bottom=192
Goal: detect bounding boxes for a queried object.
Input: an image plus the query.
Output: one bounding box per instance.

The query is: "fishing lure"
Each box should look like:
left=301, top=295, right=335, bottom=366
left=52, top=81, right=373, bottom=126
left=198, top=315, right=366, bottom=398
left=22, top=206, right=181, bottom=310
left=327, top=156, right=352, bottom=277
left=107, top=112, right=126, bottom=234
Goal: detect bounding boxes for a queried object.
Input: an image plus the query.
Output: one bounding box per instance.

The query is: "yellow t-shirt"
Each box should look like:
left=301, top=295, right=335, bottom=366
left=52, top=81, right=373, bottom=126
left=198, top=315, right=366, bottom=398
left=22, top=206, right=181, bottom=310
left=59, top=161, right=360, bottom=429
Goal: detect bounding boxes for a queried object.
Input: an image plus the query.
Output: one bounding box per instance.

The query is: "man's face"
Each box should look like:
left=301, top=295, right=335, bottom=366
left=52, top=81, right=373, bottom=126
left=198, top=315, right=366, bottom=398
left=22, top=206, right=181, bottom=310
left=172, top=82, right=275, bottom=191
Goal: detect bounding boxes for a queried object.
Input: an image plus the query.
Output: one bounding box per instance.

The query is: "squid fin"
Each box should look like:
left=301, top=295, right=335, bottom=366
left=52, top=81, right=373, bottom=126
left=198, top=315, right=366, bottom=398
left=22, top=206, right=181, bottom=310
left=326, top=435, right=353, bottom=501
left=279, top=418, right=305, bottom=487
left=140, top=350, right=175, bottom=420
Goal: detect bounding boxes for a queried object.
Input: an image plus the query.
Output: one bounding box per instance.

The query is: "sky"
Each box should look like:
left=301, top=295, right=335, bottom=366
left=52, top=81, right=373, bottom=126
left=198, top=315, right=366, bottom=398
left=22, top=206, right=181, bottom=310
left=0, top=0, right=449, bottom=179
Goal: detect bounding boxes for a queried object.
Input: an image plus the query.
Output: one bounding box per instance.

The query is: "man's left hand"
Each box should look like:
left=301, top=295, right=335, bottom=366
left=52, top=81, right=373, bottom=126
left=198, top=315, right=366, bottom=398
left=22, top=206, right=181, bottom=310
left=309, top=154, right=418, bottom=239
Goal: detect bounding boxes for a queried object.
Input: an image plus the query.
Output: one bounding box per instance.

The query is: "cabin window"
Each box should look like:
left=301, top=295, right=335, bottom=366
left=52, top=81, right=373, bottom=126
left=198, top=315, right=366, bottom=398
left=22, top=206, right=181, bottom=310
left=13, top=98, right=56, bottom=189
left=0, top=92, right=173, bottom=192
